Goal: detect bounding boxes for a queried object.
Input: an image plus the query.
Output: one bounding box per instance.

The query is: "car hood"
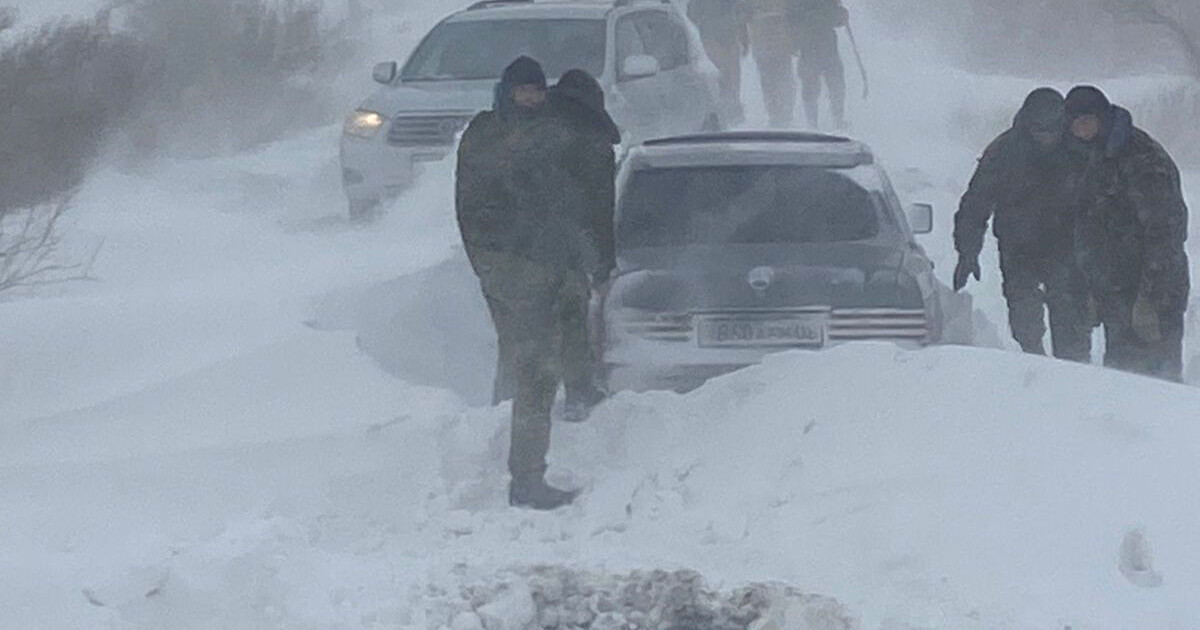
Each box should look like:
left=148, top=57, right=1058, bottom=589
left=611, top=242, right=923, bottom=310
left=358, top=80, right=496, bottom=116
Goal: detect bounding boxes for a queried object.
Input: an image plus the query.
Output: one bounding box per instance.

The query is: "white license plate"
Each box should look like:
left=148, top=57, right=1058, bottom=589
left=697, top=317, right=827, bottom=348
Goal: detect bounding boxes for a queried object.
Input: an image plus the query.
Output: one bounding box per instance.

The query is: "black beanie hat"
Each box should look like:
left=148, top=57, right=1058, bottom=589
left=501, top=56, right=547, bottom=90
left=1064, top=85, right=1111, bottom=118
left=1014, top=87, right=1065, bottom=131
left=556, top=69, right=605, bottom=111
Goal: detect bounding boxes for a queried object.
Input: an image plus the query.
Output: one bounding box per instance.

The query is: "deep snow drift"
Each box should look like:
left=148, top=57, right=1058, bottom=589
left=4, top=2, right=1200, bottom=629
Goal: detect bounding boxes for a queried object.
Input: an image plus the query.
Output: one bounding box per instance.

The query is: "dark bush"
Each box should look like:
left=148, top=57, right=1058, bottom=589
left=0, top=13, right=150, bottom=212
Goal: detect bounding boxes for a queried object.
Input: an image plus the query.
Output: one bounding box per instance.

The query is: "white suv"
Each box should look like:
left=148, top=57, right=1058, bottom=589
left=339, top=0, right=724, bottom=220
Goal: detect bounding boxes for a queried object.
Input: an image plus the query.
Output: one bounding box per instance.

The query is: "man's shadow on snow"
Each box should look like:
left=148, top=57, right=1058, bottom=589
left=309, top=250, right=497, bottom=406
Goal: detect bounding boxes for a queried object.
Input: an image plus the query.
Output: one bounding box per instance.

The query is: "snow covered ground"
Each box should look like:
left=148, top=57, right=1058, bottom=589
left=3, top=4, right=1200, bottom=629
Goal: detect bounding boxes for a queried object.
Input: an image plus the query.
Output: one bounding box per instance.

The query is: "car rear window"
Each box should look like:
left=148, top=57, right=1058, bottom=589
left=618, top=166, right=882, bottom=248
left=402, top=19, right=607, bottom=81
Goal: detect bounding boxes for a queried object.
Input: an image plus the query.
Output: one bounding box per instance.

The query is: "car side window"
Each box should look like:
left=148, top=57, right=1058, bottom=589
left=615, top=15, right=648, bottom=80
left=616, top=12, right=688, bottom=80
left=640, top=12, right=689, bottom=71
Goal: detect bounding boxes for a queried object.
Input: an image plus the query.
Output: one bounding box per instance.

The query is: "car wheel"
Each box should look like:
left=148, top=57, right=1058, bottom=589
left=348, top=198, right=382, bottom=223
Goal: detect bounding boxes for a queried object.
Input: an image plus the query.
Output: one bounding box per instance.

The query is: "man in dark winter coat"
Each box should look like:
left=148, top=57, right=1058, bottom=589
left=547, top=69, right=621, bottom=422
left=953, top=88, right=1093, bottom=361
left=456, top=57, right=614, bottom=509
left=1064, top=85, right=1190, bottom=381
left=686, top=0, right=750, bottom=122
left=788, top=0, right=848, bottom=129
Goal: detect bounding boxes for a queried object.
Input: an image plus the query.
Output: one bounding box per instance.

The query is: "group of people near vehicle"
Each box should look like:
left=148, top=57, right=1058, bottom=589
left=456, top=54, right=1192, bottom=511
left=686, top=0, right=850, bottom=129
left=456, top=57, right=618, bottom=510
left=954, top=86, right=1190, bottom=383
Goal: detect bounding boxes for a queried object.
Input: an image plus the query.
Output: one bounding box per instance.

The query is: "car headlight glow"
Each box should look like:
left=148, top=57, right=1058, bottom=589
left=344, top=110, right=386, bottom=138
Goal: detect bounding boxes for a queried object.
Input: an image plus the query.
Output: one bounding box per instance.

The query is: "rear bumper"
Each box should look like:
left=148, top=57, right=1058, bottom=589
left=600, top=307, right=933, bottom=392
left=603, top=337, right=929, bottom=393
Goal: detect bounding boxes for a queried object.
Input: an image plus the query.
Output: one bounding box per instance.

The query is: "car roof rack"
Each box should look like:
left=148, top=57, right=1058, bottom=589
left=643, top=132, right=855, bottom=146
left=467, top=0, right=535, bottom=10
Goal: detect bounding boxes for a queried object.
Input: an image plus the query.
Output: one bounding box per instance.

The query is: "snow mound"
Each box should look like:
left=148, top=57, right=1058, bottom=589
left=10, top=339, right=1198, bottom=629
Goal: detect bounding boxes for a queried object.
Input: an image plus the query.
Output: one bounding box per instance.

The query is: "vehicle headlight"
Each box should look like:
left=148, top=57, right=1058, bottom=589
left=344, top=110, right=386, bottom=138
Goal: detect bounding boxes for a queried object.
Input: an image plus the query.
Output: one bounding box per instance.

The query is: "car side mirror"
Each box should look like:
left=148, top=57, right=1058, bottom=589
left=373, top=61, right=398, bottom=85
left=621, top=55, right=660, bottom=80
left=907, top=203, right=934, bottom=235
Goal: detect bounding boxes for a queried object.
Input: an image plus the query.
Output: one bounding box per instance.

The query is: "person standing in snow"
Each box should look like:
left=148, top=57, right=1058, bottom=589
left=953, top=88, right=1093, bottom=362
left=686, top=0, right=750, bottom=123
left=788, top=0, right=848, bottom=129
left=746, top=0, right=797, bottom=128
left=547, top=69, right=621, bottom=423
left=1063, top=86, right=1190, bottom=382
left=456, top=57, right=612, bottom=509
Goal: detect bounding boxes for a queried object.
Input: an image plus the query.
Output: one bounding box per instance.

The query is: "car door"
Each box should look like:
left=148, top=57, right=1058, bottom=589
left=637, top=10, right=713, bottom=135
left=611, top=11, right=664, bottom=144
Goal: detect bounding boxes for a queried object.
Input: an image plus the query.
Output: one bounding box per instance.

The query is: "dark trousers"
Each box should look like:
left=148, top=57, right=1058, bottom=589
left=998, top=247, right=1093, bottom=362
left=1096, top=294, right=1184, bottom=382
left=697, top=26, right=744, bottom=119
left=796, top=28, right=845, bottom=129
left=474, top=251, right=594, bottom=477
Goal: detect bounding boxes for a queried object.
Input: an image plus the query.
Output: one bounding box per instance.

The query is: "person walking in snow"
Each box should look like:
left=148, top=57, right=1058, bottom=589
left=686, top=0, right=750, bottom=123
left=455, top=57, right=612, bottom=510
left=788, top=0, right=848, bottom=129
left=746, top=0, right=797, bottom=128
left=953, top=88, right=1093, bottom=362
left=1063, top=85, right=1190, bottom=382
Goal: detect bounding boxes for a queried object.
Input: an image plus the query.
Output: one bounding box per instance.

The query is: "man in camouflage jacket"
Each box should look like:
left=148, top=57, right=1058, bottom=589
left=1064, top=85, right=1190, bottom=381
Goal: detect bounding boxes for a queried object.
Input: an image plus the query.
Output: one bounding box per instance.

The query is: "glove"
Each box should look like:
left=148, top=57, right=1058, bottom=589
left=953, top=256, right=981, bottom=292
left=1131, top=293, right=1162, bottom=343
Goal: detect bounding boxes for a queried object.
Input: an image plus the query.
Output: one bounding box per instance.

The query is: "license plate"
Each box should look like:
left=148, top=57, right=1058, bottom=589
left=697, top=317, right=827, bottom=348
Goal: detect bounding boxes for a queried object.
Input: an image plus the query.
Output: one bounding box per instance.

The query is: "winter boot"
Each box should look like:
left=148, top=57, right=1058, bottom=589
left=509, top=475, right=579, bottom=510
left=562, top=385, right=607, bottom=423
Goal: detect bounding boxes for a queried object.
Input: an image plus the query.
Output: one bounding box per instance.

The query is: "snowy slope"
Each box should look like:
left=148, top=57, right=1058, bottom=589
left=3, top=3, right=1200, bottom=630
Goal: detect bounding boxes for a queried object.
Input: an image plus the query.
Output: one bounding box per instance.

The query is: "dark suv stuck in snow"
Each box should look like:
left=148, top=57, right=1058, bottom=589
left=597, top=132, right=972, bottom=392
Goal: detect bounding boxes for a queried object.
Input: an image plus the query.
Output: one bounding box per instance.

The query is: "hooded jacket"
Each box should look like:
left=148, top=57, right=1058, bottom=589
left=954, top=90, right=1075, bottom=260
left=456, top=60, right=610, bottom=273
left=549, top=70, right=621, bottom=276
left=1070, top=106, right=1190, bottom=312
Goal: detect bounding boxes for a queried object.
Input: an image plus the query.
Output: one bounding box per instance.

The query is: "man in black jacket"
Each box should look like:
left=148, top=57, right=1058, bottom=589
left=1064, top=86, right=1190, bottom=381
left=456, top=58, right=615, bottom=509
left=548, top=69, right=621, bottom=423
left=953, top=88, right=1092, bottom=361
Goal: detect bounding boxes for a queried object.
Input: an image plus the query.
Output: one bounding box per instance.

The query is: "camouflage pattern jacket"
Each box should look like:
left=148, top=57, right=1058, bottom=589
left=1071, top=110, right=1190, bottom=311
left=456, top=107, right=608, bottom=275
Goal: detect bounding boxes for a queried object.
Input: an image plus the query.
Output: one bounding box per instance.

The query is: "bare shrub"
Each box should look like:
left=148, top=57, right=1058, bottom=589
left=121, top=0, right=359, bottom=156
left=0, top=197, right=100, bottom=295
left=0, top=14, right=150, bottom=212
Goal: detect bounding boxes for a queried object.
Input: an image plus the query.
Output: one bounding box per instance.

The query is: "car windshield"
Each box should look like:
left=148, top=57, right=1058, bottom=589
left=618, top=165, right=882, bottom=248
left=401, top=19, right=607, bottom=81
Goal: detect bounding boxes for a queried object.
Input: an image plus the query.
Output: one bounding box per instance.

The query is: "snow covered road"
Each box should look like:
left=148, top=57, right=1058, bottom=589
left=4, top=8, right=1200, bottom=628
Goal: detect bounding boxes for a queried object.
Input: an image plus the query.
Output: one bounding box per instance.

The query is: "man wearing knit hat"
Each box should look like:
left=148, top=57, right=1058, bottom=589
left=457, top=56, right=606, bottom=509
left=1064, top=85, right=1190, bottom=381
left=953, top=88, right=1093, bottom=362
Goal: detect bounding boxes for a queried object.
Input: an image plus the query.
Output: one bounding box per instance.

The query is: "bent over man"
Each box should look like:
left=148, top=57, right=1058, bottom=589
left=1064, top=86, right=1190, bottom=381
left=954, top=88, right=1093, bottom=361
